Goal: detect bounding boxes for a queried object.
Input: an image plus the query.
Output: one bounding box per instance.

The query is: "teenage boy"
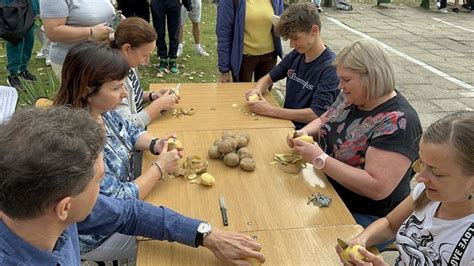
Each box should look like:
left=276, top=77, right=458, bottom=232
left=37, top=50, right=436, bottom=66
left=246, top=2, right=340, bottom=130
left=0, top=106, right=264, bottom=265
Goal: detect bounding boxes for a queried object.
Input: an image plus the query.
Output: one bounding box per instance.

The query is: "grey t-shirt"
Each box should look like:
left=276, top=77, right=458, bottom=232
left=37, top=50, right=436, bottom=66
left=40, top=0, right=115, bottom=64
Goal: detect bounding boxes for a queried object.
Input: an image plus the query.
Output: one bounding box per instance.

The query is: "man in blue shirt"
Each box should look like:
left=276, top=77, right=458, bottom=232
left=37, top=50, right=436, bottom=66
left=0, top=106, right=265, bottom=265
left=246, top=3, right=340, bottom=130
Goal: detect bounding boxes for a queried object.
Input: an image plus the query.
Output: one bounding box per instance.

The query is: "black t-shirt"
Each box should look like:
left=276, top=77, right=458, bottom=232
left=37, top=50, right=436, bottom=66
left=269, top=47, right=340, bottom=129
left=319, top=91, right=422, bottom=217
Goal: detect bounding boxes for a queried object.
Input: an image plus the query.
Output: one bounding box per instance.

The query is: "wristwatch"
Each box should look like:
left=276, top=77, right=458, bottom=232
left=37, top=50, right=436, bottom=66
left=312, top=153, right=329, bottom=170
left=195, top=222, right=212, bottom=247
left=149, top=138, right=160, bottom=155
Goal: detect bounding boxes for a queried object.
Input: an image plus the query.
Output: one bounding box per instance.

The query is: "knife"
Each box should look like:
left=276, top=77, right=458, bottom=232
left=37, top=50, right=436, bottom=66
left=219, top=196, right=229, bottom=226
left=337, top=238, right=349, bottom=249
left=160, top=83, right=181, bottom=115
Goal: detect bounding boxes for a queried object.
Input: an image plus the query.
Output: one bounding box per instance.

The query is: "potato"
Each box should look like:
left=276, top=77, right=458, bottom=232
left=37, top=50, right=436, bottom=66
left=208, top=145, right=222, bottom=159
left=222, top=131, right=233, bottom=139
left=341, top=245, right=365, bottom=261
left=236, top=135, right=248, bottom=148
left=223, top=153, right=240, bottom=167
left=200, top=173, right=215, bottom=186
left=244, top=257, right=262, bottom=266
left=295, top=135, right=314, bottom=144
left=167, top=138, right=183, bottom=151
left=241, top=133, right=250, bottom=143
left=213, top=138, right=222, bottom=146
left=218, top=139, right=235, bottom=154
left=239, top=158, right=256, bottom=171
left=237, top=147, right=253, bottom=159
left=248, top=94, right=260, bottom=102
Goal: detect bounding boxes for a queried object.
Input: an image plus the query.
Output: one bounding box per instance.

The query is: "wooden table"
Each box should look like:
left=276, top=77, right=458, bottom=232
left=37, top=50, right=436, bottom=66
left=142, top=128, right=355, bottom=232
left=138, top=83, right=361, bottom=265
left=148, top=83, right=293, bottom=131
left=137, top=225, right=367, bottom=265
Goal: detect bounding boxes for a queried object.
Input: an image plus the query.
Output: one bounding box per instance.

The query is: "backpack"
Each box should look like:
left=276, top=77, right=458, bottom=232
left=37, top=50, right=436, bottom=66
left=0, top=0, right=35, bottom=45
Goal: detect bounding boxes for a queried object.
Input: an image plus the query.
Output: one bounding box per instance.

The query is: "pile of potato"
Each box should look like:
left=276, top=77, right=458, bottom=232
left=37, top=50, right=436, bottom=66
left=208, top=132, right=256, bottom=172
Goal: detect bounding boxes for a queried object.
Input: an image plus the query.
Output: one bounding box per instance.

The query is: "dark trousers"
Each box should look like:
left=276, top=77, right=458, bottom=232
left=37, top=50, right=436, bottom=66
left=6, top=25, right=35, bottom=75
left=438, top=0, right=447, bottom=8
left=233, top=51, right=277, bottom=82
left=117, top=0, right=150, bottom=22
left=150, top=0, right=181, bottom=59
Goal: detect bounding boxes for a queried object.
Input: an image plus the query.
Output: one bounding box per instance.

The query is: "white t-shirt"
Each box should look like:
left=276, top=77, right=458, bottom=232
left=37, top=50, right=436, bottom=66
left=396, top=183, right=474, bottom=265
left=40, top=0, right=115, bottom=64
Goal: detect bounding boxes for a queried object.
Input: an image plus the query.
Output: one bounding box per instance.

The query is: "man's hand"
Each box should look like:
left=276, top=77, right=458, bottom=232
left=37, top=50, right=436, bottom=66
left=246, top=96, right=274, bottom=117
left=220, top=72, right=231, bottom=83
left=203, top=229, right=265, bottom=265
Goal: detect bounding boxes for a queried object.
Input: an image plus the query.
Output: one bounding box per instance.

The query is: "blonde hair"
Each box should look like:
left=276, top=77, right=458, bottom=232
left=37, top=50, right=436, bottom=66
left=414, top=111, right=474, bottom=210
left=334, top=39, right=396, bottom=100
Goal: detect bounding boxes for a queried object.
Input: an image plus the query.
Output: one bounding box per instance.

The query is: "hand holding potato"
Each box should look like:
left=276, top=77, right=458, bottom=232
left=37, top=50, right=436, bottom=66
left=286, top=130, right=308, bottom=148
left=336, top=244, right=387, bottom=266
left=293, top=138, right=324, bottom=164
left=155, top=145, right=181, bottom=174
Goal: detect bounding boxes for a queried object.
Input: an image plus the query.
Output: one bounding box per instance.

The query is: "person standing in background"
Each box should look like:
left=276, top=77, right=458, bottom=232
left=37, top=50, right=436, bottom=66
left=40, top=0, right=114, bottom=79
left=216, top=0, right=283, bottom=83
left=5, top=0, right=39, bottom=90
left=116, top=0, right=150, bottom=22
left=177, top=0, right=209, bottom=57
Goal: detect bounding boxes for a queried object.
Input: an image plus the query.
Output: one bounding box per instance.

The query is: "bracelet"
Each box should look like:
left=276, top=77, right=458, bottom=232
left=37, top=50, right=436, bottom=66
left=89, top=27, right=93, bottom=39
left=148, top=92, right=154, bottom=102
left=149, top=138, right=160, bottom=155
left=152, top=160, right=164, bottom=180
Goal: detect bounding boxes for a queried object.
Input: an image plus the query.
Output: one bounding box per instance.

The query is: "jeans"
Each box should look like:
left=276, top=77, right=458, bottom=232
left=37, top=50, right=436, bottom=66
left=6, top=25, right=35, bottom=75
left=150, top=0, right=181, bottom=59
left=352, top=213, right=395, bottom=251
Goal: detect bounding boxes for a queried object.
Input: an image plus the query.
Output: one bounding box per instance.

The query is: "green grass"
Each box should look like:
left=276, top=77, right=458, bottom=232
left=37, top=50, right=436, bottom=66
left=0, top=2, right=219, bottom=107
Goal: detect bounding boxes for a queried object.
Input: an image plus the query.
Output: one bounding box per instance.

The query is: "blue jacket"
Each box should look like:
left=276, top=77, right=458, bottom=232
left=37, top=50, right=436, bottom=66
left=216, top=0, right=283, bottom=78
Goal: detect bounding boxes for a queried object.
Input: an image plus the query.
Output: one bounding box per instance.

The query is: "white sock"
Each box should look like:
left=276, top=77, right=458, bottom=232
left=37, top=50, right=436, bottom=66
left=195, top=43, right=201, bottom=49
left=178, top=43, right=183, bottom=48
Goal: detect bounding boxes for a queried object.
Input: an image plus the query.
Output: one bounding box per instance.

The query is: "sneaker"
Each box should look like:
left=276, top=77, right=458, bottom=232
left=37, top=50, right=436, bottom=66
left=35, top=51, right=46, bottom=59
left=177, top=43, right=183, bottom=57
left=7, top=75, right=23, bottom=90
left=438, top=8, right=448, bottom=13
left=168, top=59, right=179, bottom=74
left=45, top=57, right=51, bottom=66
left=157, top=58, right=168, bottom=74
left=317, top=5, right=323, bottom=13
left=19, top=70, right=37, bottom=81
left=195, top=45, right=209, bottom=57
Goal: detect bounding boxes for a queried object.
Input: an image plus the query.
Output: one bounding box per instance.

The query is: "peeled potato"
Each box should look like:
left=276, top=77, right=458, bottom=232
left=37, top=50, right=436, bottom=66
left=200, top=173, right=215, bottom=186
left=167, top=138, right=183, bottom=151
left=341, top=244, right=365, bottom=261
left=248, top=94, right=260, bottom=102
left=295, top=135, right=314, bottom=144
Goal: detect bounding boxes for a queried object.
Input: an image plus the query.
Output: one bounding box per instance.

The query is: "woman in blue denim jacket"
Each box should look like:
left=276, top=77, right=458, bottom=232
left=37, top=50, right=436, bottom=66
left=54, top=41, right=182, bottom=260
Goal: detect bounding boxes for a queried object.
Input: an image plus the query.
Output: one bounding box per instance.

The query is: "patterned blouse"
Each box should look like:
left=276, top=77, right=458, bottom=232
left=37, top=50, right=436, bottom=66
left=79, top=111, right=145, bottom=253
left=319, top=91, right=422, bottom=217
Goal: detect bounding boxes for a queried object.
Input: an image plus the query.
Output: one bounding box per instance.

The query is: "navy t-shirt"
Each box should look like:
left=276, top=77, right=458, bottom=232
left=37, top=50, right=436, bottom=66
left=319, top=91, right=422, bottom=217
left=269, top=47, right=340, bottom=129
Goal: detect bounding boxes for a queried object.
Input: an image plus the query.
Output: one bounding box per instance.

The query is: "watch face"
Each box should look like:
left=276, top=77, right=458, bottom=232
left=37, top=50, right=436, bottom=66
left=198, top=222, right=212, bottom=234
left=313, top=158, right=325, bottom=169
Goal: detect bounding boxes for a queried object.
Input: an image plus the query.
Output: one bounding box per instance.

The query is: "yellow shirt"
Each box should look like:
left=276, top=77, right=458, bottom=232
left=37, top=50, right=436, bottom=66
left=243, top=0, right=275, bottom=56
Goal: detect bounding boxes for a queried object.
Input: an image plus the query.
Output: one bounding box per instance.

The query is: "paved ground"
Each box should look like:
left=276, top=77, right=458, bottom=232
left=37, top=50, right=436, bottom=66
left=277, top=2, right=474, bottom=130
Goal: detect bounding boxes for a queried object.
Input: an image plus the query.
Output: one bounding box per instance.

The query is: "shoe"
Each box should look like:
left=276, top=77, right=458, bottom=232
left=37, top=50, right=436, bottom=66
left=35, top=51, right=46, bottom=59
left=19, top=70, right=37, bottom=81
left=195, top=45, right=209, bottom=57
left=7, top=75, right=23, bottom=90
left=438, top=8, right=448, bottom=13
left=452, top=7, right=459, bottom=12
left=157, top=58, right=168, bottom=74
left=168, top=59, right=179, bottom=74
left=317, top=5, right=323, bottom=13
left=177, top=43, right=183, bottom=57
left=45, top=57, right=51, bottom=66
left=462, top=3, right=470, bottom=9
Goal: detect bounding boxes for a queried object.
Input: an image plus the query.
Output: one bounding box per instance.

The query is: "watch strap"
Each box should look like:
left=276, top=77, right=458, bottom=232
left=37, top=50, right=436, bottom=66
left=149, top=138, right=160, bottom=155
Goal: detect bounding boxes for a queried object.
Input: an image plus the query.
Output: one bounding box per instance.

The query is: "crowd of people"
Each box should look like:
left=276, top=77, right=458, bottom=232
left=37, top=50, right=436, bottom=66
left=0, top=1, right=473, bottom=265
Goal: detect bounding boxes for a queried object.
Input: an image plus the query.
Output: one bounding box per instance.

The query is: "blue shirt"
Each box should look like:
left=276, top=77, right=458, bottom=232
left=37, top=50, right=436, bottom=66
left=269, top=47, right=340, bottom=130
left=80, top=111, right=146, bottom=253
left=0, top=195, right=201, bottom=264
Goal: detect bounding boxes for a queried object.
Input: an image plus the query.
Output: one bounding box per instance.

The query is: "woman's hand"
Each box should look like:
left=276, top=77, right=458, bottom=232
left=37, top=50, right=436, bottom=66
left=153, top=92, right=179, bottom=112
left=155, top=148, right=181, bottom=174
left=335, top=245, right=388, bottom=266
left=293, top=139, right=324, bottom=163
left=90, top=23, right=113, bottom=41
left=152, top=134, right=178, bottom=154
left=287, top=130, right=308, bottom=148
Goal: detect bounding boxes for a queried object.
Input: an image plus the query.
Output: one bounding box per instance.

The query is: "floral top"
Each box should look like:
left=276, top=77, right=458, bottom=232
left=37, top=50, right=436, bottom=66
left=79, top=111, right=145, bottom=254
left=319, top=91, right=422, bottom=217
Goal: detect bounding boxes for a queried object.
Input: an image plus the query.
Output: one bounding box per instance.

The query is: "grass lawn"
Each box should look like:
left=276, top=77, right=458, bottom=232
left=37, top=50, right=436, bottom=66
left=0, top=2, right=219, bottom=107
